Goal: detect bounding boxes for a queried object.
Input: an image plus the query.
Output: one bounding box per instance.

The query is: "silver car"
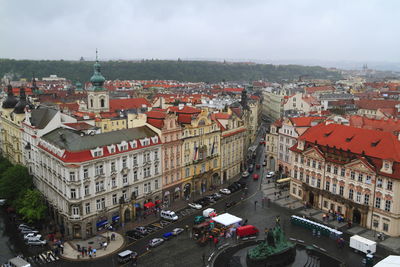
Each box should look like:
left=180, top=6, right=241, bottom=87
left=26, top=239, right=47, bottom=246
left=172, top=228, right=184, bottom=236
left=149, top=238, right=164, bottom=248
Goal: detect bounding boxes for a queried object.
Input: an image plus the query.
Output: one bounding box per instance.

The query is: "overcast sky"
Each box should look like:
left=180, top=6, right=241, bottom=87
left=0, top=0, right=399, bottom=63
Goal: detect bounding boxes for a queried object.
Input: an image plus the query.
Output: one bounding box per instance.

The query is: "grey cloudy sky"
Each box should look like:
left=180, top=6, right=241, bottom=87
left=0, top=0, right=399, bottom=63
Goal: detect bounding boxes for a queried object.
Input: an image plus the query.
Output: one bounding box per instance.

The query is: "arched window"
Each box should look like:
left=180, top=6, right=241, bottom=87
left=100, top=98, right=105, bottom=108
left=90, top=99, right=93, bottom=107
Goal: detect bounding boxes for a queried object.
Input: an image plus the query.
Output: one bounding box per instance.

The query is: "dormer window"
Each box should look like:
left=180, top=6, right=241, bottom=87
left=151, top=136, right=159, bottom=144
left=140, top=138, right=150, bottom=146
left=380, top=160, right=393, bottom=174
left=91, top=147, right=103, bottom=157
left=130, top=140, right=137, bottom=149
left=118, top=141, right=129, bottom=151
left=297, top=140, right=305, bottom=151
left=108, top=145, right=116, bottom=154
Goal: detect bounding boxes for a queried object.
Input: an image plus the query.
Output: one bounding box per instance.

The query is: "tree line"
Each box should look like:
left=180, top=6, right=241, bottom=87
left=0, top=157, right=46, bottom=223
left=0, top=59, right=342, bottom=83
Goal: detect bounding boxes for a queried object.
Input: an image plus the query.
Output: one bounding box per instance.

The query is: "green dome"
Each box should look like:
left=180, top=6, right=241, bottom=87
left=89, top=60, right=106, bottom=91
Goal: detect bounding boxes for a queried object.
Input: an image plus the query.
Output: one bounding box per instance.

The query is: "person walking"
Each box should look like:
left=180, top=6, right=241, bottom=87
left=254, top=200, right=258, bottom=210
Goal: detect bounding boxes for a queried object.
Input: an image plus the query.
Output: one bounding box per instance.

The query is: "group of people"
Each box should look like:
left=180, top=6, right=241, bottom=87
left=78, top=245, right=97, bottom=258
left=322, top=211, right=346, bottom=223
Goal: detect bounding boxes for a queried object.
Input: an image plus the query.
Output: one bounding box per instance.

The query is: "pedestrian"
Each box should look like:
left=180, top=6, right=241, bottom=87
left=262, top=198, right=265, bottom=208
left=60, top=244, right=64, bottom=254
left=103, top=242, right=107, bottom=250
left=254, top=200, right=258, bottom=210
left=111, top=233, right=115, bottom=241
left=93, top=248, right=97, bottom=257
left=81, top=250, right=84, bottom=257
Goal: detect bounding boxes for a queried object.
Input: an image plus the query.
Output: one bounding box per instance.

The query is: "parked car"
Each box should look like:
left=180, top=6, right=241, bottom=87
left=188, top=203, right=202, bottom=210
left=236, top=180, right=247, bottom=188
left=266, top=171, right=275, bottom=178
left=225, top=201, right=237, bottom=208
left=253, top=174, right=260, bottom=180
left=220, top=188, right=231, bottom=195
left=125, top=230, right=144, bottom=239
left=242, top=171, right=250, bottom=178
left=195, top=199, right=209, bottom=207
left=162, top=232, right=173, bottom=240
left=211, top=193, right=222, bottom=200
left=233, top=181, right=244, bottom=189
left=18, top=224, right=31, bottom=230
left=204, top=196, right=216, bottom=203
left=134, top=227, right=148, bottom=236
left=248, top=165, right=254, bottom=173
left=117, top=250, right=138, bottom=264
left=20, top=228, right=39, bottom=234
left=24, top=233, right=42, bottom=240
left=26, top=239, right=47, bottom=246
left=160, top=210, right=179, bottom=221
left=172, top=228, right=184, bottom=236
left=256, top=164, right=261, bottom=169
left=148, top=238, right=164, bottom=248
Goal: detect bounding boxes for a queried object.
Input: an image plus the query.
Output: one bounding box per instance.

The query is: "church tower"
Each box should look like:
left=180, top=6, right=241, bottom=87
left=87, top=50, right=109, bottom=113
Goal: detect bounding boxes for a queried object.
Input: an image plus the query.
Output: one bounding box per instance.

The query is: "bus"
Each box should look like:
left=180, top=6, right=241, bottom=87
left=248, top=145, right=257, bottom=161
left=275, top=178, right=291, bottom=190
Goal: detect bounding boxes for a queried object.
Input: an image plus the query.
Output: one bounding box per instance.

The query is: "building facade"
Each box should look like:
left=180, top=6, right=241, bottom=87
left=290, top=123, right=400, bottom=236
left=180, top=109, right=221, bottom=200
left=31, top=126, right=162, bottom=239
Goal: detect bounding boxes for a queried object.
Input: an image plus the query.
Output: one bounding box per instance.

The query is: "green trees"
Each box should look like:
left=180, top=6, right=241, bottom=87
left=0, top=59, right=342, bottom=83
left=16, top=189, right=47, bottom=223
left=0, top=164, right=33, bottom=204
left=0, top=161, right=47, bottom=223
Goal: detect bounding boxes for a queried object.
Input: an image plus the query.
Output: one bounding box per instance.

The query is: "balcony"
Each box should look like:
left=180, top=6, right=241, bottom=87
left=69, top=215, right=81, bottom=220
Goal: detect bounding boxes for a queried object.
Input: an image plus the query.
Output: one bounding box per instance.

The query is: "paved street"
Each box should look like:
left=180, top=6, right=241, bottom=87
left=37, top=124, right=370, bottom=267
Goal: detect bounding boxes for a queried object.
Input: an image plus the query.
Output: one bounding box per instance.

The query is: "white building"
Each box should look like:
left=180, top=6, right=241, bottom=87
left=25, top=124, right=162, bottom=239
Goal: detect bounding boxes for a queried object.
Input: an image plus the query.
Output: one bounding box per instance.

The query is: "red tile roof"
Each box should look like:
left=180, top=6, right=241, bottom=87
left=109, top=98, right=150, bottom=112
left=177, top=114, right=193, bottom=124
left=355, top=99, right=400, bottom=110
left=349, top=115, right=400, bottom=134
left=298, top=123, right=400, bottom=161
left=64, top=122, right=94, bottom=131
left=289, top=116, right=326, bottom=127
left=168, top=105, right=201, bottom=114
left=147, top=118, right=164, bottom=129
left=146, top=110, right=167, bottom=119
left=304, top=86, right=335, bottom=94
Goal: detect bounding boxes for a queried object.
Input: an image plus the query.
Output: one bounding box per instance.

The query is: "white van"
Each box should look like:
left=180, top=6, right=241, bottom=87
left=203, top=208, right=216, bottom=218
left=160, top=210, right=178, bottom=221
left=8, top=256, right=31, bottom=267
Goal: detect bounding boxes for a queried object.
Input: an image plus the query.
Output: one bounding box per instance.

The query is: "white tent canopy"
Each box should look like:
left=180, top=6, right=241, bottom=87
left=374, top=255, right=400, bottom=267
left=212, top=213, right=242, bottom=226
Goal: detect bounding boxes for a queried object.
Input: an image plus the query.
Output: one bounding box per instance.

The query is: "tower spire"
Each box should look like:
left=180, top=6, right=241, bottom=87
left=96, top=48, right=98, bottom=62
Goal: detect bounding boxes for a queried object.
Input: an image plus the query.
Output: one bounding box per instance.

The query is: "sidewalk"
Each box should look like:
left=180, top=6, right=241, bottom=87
left=61, top=231, right=124, bottom=261
left=260, top=176, right=400, bottom=255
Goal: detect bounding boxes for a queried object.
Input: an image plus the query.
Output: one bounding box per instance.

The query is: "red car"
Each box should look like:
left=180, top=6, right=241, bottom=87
left=252, top=174, right=260, bottom=180
left=256, top=164, right=261, bottom=169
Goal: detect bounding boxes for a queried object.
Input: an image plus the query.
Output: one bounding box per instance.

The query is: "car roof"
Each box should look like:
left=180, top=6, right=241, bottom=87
left=118, top=250, right=133, bottom=257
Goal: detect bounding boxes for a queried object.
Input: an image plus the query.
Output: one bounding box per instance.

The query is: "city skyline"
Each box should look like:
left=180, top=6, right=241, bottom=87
left=1, top=0, right=399, bottom=64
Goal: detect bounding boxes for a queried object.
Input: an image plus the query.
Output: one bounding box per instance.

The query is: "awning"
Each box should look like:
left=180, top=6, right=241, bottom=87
left=144, top=202, right=155, bottom=208
left=112, top=215, right=120, bottom=222
left=96, top=219, right=108, bottom=228
left=276, top=178, right=291, bottom=184
left=212, top=213, right=242, bottom=226
left=134, top=203, right=140, bottom=208
left=164, top=191, right=170, bottom=196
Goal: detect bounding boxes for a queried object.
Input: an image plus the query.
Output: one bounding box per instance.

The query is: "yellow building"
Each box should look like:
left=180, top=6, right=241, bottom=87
left=0, top=86, right=31, bottom=164
left=177, top=108, right=221, bottom=200
left=95, top=117, right=127, bottom=133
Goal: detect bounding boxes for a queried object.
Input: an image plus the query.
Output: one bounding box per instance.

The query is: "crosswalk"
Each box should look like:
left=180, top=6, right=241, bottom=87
left=21, top=251, right=60, bottom=266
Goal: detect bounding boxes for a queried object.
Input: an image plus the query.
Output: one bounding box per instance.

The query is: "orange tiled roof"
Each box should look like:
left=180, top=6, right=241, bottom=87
left=298, top=123, right=400, bottom=161
left=289, top=116, right=326, bottom=127
left=109, top=98, right=151, bottom=112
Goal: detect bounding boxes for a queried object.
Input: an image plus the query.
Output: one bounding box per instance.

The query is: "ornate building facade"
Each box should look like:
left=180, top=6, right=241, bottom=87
left=290, top=123, right=400, bottom=236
